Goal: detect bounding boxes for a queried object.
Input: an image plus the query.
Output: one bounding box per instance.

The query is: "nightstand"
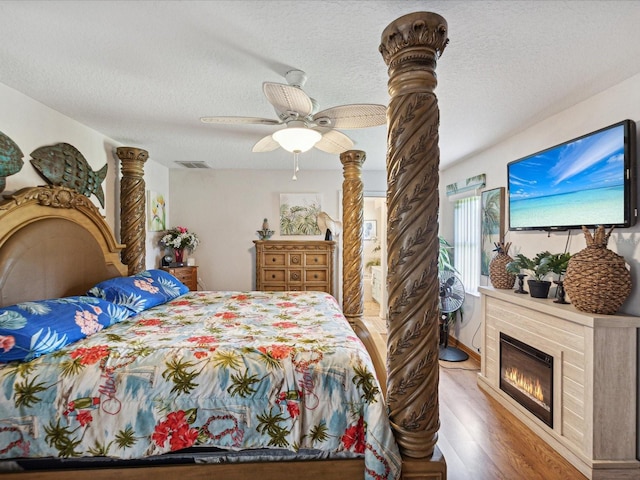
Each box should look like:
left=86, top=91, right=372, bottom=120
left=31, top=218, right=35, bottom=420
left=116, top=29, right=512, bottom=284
left=162, top=266, right=198, bottom=291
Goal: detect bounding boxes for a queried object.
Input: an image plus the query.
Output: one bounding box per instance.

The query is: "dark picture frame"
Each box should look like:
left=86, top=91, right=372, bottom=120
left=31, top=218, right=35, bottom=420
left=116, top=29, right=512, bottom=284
left=481, top=187, right=505, bottom=276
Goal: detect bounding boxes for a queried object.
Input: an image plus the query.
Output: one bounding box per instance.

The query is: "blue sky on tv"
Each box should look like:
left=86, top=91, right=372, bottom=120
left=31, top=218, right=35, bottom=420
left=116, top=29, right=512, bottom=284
left=509, top=124, right=625, bottom=200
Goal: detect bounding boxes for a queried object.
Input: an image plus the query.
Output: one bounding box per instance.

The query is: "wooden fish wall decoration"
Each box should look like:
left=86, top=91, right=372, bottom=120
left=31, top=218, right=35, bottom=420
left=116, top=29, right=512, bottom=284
left=0, top=131, right=24, bottom=193
left=30, top=143, right=107, bottom=207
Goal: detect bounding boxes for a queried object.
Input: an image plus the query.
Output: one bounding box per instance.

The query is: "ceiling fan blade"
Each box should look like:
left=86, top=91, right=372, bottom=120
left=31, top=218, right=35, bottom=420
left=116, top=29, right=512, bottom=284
left=313, top=104, right=387, bottom=129
left=200, top=116, right=281, bottom=126
left=263, top=82, right=314, bottom=118
left=313, top=128, right=354, bottom=154
left=252, top=134, right=280, bottom=153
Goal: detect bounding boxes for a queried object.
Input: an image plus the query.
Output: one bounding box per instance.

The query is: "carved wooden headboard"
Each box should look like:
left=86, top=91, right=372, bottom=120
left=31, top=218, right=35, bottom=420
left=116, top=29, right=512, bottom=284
left=0, top=186, right=127, bottom=307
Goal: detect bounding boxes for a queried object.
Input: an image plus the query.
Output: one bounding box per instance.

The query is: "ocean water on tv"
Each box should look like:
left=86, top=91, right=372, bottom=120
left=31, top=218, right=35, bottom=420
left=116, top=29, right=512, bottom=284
left=510, top=185, right=624, bottom=229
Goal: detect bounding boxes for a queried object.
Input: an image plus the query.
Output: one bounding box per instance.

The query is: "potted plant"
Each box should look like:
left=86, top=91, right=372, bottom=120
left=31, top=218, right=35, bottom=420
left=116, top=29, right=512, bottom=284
left=547, top=252, right=571, bottom=304
left=506, top=251, right=553, bottom=298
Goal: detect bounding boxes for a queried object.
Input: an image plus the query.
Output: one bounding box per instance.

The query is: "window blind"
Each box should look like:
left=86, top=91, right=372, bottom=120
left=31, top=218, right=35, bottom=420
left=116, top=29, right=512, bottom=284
left=454, top=195, right=481, bottom=295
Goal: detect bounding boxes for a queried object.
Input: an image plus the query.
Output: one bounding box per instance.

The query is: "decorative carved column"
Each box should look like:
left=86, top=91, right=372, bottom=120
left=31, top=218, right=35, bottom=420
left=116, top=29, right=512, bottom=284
left=341, top=150, right=366, bottom=321
left=379, top=10, right=449, bottom=476
left=115, top=147, right=149, bottom=275
left=340, top=150, right=387, bottom=395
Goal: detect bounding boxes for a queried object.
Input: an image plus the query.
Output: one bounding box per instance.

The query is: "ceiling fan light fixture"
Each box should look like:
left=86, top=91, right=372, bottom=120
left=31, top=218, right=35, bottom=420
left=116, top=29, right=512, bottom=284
left=272, top=127, right=322, bottom=153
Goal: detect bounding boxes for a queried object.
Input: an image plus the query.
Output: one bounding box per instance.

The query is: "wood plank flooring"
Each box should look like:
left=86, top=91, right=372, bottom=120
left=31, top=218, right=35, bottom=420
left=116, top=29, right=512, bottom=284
left=362, top=307, right=587, bottom=480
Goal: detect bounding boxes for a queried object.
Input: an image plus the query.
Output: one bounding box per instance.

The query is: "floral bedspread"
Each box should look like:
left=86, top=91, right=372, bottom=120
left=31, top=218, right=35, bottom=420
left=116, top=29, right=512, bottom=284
left=0, top=291, right=400, bottom=479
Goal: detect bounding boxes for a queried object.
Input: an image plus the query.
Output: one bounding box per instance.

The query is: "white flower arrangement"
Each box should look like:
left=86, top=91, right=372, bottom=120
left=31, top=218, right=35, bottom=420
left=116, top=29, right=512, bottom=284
left=160, top=226, right=199, bottom=252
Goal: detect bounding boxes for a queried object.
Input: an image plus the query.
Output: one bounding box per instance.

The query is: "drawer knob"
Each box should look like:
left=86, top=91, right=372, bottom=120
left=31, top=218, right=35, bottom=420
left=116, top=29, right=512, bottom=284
left=314, top=274, right=318, bottom=279
left=271, top=274, right=276, bottom=279
left=272, top=258, right=276, bottom=262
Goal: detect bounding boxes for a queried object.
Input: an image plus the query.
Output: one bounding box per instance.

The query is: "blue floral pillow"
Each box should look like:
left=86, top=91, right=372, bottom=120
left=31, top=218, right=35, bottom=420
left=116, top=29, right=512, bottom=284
left=87, top=269, right=189, bottom=314
left=0, top=296, right=132, bottom=363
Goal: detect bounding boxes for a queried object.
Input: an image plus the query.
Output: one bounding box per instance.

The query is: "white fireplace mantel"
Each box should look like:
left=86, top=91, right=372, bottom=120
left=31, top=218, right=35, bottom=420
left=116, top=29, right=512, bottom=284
left=477, top=286, right=640, bottom=480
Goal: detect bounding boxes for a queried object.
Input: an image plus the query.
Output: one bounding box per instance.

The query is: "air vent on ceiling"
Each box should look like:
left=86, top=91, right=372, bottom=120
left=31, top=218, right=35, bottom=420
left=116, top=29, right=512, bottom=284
left=175, top=161, right=211, bottom=169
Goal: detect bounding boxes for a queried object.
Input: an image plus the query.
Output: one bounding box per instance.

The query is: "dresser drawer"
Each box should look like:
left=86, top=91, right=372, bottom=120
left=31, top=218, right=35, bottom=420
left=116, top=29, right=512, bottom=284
left=265, top=253, right=286, bottom=266
left=288, top=270, right=303, bottom=283
left=305, top=253, right=328, bottom=267
left=263, top=269, right=286, bottom=282
left=262, top=284, right=287, bottom=292
left=303, top=284, right=330, bottom=293
left=162, top=266, right=198, bottom=291
left=305, top=269, right=328, bottom=283
left=288, top=253, right=302, bottom=266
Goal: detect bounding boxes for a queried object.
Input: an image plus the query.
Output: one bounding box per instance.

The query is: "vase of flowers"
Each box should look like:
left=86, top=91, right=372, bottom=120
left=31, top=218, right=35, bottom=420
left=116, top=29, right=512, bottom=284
left=160, top=226, right=199, bottom=265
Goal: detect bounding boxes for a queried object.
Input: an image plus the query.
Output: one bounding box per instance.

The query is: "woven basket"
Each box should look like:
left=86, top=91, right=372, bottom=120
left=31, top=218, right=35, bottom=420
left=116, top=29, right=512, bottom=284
left=489, top=241, right=516, bottom=289
left=563, top=226, right=631, bottom=315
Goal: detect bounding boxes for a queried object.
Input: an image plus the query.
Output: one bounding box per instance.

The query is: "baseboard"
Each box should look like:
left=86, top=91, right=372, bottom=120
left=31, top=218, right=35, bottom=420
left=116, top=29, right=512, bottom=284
left=447, top=335, right=480, bottom=363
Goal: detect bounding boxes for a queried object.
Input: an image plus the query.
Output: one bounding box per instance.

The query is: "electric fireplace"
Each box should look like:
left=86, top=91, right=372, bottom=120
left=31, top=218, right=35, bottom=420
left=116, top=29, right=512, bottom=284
left=499, top=333, right=553, bottom=427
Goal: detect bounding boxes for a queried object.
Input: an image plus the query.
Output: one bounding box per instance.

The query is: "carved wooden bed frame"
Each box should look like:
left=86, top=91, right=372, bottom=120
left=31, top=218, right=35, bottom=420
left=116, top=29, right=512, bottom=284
left=0, top=12, right=448, bottom=480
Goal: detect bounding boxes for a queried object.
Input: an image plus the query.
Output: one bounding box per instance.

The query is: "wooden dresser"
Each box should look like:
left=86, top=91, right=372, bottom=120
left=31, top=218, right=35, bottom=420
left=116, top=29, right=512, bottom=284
left=254, top=240, right=335, bottom=295
left=162, top=266, right=198, bottom=291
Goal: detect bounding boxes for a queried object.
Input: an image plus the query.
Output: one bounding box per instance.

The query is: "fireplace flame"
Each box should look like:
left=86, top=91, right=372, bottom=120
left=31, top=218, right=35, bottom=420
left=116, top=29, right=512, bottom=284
left=505, top=367, right=545, bottom=403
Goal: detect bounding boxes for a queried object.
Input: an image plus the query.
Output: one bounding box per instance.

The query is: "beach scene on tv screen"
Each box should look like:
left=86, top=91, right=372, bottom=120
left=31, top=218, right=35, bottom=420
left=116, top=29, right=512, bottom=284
left=509, top=124, right=626, bottom=229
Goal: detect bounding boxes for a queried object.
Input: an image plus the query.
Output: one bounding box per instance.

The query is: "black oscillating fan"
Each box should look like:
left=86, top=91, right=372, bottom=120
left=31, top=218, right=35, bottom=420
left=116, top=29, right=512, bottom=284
left=438, top=270, right=469, bottom=362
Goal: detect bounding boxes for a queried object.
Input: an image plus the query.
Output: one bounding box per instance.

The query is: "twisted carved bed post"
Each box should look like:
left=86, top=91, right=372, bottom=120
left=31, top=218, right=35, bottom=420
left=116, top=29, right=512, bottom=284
left=380, top=12, right=449, bottom=478
left=340, top=150, right=365, bottom=319
left=115, top=147, right=149, bottom=275
left=339, top=151, right=387, bottom=393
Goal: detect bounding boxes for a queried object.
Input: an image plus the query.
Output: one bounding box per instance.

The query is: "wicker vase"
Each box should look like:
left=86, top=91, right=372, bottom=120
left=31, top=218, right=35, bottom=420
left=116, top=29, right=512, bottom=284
left=489, top=241, right=516, bottom=289
left=563, top=226, right=631, bottom=315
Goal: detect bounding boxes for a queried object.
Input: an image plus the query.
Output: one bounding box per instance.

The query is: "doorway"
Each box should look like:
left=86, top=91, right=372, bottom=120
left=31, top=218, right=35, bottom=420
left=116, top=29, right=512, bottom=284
left=363, top=194, right=387, bottom=319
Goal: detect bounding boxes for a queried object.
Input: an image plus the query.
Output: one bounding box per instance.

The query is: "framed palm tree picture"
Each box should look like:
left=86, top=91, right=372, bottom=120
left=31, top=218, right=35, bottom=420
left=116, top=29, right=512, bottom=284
left=279, top=193, right=323, bottom=235
left=481, top=187, right=505, bottom=276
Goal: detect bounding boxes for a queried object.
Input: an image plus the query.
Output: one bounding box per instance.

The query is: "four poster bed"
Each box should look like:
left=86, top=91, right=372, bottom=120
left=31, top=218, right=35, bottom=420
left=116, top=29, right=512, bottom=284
left=0, top=11, right=448, bottom=480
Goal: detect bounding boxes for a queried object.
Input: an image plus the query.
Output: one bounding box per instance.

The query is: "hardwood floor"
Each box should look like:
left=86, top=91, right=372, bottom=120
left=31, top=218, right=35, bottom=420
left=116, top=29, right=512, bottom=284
left=438, top=358, right=586, bottom=480
left=361, top=307, right=587, bottom=480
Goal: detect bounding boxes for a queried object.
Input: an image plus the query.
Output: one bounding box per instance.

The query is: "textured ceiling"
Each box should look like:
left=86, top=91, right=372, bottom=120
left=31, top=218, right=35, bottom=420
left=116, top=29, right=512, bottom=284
left=1, top=0, right=640, bottom=172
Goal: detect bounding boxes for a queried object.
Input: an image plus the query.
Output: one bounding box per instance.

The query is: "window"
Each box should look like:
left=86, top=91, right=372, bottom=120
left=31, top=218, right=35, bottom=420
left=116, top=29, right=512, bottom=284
left=453, top=195, right=481, bottom=295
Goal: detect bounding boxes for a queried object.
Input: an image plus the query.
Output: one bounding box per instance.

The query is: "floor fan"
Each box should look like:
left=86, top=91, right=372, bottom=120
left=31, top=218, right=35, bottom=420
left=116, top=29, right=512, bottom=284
left=438, top=270, right=469, bottom=362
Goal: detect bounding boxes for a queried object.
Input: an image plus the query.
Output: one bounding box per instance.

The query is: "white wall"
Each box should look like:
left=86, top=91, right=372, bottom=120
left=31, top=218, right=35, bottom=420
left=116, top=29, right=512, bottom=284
left=0, top=82, right=169, bottom=271
left=144, top=159, right=170, bottom=270
left=440, top=72, right=640, bottom=353
left=168, top=168, right=387, bottom=298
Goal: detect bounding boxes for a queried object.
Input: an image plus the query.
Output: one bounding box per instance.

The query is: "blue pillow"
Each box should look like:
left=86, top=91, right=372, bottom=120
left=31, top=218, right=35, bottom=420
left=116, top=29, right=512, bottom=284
left=0, top=296, right=132, bottom=363
left=87, top=269, right=189, bottom=314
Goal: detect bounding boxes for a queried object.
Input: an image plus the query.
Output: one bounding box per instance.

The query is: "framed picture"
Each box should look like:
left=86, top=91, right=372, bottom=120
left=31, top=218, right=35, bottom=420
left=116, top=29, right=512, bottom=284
left=363, top=220, right=377, bottom=241
left=279, top=193, right=323, bottom=235
left=481, top=187, right=505, bottom=276
left=146, top=190, right=166, bottom=232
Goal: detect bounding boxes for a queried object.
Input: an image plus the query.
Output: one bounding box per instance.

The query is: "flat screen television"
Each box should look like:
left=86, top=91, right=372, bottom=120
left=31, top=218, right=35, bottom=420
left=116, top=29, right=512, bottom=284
left=507, top=119, right=637, bottom=231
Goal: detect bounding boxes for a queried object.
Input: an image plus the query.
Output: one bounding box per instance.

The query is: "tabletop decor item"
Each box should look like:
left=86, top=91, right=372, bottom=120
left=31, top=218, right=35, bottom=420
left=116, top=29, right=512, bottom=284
left=257, top=218, right=274, bottom=240
left=506, top=251, right=553, bottom=298
left=160, top=226, right=199, bottom=266
left=564, top=226, right=631, bottom=314
left=548, top=252, right=572, bottom=304
left=489, top=241, right=516, bottom=289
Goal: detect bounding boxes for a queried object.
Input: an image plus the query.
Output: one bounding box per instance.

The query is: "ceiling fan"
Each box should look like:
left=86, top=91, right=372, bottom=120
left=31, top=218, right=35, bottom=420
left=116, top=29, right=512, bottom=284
left=200, top=70, right=387, bottom=166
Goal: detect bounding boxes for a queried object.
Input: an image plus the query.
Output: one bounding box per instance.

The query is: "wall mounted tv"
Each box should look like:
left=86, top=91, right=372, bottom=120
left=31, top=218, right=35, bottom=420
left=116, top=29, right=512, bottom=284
left=507, top=119, right=637, bottom=231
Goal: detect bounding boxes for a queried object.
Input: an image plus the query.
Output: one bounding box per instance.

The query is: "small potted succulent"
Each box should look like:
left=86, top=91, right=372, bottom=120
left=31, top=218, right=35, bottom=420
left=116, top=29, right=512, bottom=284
left=506, top=251, right=553, bottom=298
